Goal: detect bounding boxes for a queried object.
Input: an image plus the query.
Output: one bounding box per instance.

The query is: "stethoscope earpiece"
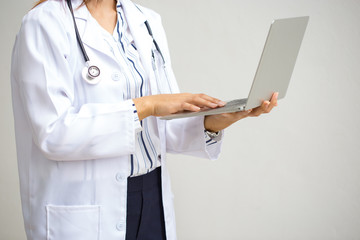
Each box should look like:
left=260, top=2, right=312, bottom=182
left=82, top=65, right=101, bottom=85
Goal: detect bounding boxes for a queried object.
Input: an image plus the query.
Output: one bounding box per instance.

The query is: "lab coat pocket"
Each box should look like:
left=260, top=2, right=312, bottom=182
left=46, top=205, right=100, bottom=240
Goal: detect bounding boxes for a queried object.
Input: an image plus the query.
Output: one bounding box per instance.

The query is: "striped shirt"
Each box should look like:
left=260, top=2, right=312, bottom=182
left=101, top=3, right=220, bottom=177
left=113, top=4, right=161, bottom=177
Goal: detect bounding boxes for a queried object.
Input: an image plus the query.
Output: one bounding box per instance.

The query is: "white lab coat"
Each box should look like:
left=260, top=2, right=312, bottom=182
left=11, top=0, right=223, bottom=239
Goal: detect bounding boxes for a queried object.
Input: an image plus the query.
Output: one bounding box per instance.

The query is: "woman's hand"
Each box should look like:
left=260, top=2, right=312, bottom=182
left=204, top=92, right=279, bottom=132
left=133, top=93, right=226, bottom=121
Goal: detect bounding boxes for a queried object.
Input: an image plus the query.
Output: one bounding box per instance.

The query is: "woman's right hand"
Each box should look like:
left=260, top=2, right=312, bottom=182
left=133, top=93, right=226, bottom=121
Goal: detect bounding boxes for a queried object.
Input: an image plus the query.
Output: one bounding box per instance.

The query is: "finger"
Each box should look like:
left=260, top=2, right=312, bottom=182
left=249, top=103, right=267, bottom=116
left=197, top=94, right=226, bottom=107
left=262, top=101, right=272, bottom=113
left=266, top=93, right=278, bottom=113
left=249, top=93, right=278, bottom=117
left=234, top=109, right=253, bottom=119
left=270, top=92, right=278, bottom=107
left=181, top=102, right=201, bottom=112
left=191, top=96, right=222, bottom=109
left=249, top=108, right=262, bottom=117
left=267, top=100, right=277, bottom=113
left=270, top=92, right=278, bottom=101
left=214, top=109, right=252, bottom=122
left=197, top=93, right=226, bottom=107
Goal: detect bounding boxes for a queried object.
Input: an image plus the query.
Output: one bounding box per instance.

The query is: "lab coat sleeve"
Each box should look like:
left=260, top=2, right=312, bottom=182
left=165, top=117, right=224, bottom=160
left=11, top=6, right=137, bottom=161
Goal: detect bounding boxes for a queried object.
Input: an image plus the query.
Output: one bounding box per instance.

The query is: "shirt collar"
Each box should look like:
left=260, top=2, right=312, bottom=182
left=118, top=0, right=147, bottom=26
left=72, top=0, right=147, bottom=26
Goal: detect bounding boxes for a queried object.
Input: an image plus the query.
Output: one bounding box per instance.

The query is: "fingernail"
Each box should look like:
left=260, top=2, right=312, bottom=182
left=210, top=103, right=218, bottom=108
left=219, top=101, right=226, bottom=106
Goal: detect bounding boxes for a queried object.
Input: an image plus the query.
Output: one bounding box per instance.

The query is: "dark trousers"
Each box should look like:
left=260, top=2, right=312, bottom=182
left=126, top=167, right=167, bottom=240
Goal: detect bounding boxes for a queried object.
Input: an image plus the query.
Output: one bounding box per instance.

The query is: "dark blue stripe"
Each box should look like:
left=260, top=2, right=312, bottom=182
left=116, top=12, right=125, bottom=53
left=126, top=47, right=158, bottom=163
left=118, top=9, right=124, bottom=26
left=134, top=110, right=137, bottom=113
left=140, top=131, right=153, bottom=168
left=131, top=43, right=137, bottom=50
left=207, top=141, right=217, bottom=146
left=127, top=58, right=144, bottom=97
left=127, top=57, right=152, bottom=167
left=116, top=6, right=155, bottom=173
left=143, top=118, right=158, bottom=161
left=206, top=139, right=212, bottom=144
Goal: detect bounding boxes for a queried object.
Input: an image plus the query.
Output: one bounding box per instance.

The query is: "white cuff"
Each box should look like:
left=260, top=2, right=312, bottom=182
left=130, top=100, right=143, bottom=133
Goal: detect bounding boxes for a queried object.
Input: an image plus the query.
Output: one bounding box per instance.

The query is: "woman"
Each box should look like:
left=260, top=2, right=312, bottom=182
left=11, top=0, right=278, bottom=239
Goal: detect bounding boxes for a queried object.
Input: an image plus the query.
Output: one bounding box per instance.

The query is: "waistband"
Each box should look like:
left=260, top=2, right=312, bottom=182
left=127, top=167, right=161, bottom=193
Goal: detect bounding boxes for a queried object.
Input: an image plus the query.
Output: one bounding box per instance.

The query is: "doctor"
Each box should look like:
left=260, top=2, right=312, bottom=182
left=11, top=0, right=278, bottom=239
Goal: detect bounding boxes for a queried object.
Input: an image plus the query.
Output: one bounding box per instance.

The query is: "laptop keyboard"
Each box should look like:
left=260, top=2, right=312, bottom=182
left=226, top=98, right=247, bottom=106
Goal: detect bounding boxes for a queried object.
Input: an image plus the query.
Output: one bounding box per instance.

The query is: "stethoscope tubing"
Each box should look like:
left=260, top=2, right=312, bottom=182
left=66, top=0, right=90, bottom=63
left=144, top=21, right=165, bottom=63
left=66, top=0, right=166, bottom=84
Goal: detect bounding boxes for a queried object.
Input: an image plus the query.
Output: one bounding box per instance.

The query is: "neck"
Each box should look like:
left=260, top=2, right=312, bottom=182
left=86, top=0, right=117, bottom=13
left=86, top=0, right=118, bottom=35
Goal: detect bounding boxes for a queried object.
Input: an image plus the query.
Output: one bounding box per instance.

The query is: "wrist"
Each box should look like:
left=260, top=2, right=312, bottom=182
left=133, top=96, right=153, bottom=121
left=204, top=116, right=221, bottom=133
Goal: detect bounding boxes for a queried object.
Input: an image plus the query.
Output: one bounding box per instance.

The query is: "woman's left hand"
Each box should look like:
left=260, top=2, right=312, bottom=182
left=204, top=92, right=279, bottom=133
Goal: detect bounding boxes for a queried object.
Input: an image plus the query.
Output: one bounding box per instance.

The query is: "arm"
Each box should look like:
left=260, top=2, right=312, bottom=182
left=12, top=6, right=139, bottom=161
left=133, top=92, right=278, bottom=160
left=133, top=7, right=278, bottom=158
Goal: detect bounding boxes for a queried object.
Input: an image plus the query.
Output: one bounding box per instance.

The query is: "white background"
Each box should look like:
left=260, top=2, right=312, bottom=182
left=1, top=0, right=360, bottom=239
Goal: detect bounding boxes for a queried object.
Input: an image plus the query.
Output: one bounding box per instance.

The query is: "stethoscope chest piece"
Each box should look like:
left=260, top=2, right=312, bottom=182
left=82, top=65, right=101, bottom=85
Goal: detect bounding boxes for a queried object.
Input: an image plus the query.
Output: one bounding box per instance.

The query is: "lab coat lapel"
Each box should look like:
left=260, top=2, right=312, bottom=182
left=73, top=2, right=116, bottom=60
left=120, top=0, right=158, bottom=95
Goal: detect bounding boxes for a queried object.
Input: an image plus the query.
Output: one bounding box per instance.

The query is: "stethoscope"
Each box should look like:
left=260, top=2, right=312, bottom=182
left=66, top=0, right=166, bottom=85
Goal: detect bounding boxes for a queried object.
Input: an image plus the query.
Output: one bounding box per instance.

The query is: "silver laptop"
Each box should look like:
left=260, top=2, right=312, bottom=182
left=161, top=16, right=309, bottom=120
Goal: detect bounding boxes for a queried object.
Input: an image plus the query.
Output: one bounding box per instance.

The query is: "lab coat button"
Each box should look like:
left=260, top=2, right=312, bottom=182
left=111, top=72, right=123, bottom=81
left=116, top=222, right=125, bottom=231
left=116, top=173, right=126, bottom=182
